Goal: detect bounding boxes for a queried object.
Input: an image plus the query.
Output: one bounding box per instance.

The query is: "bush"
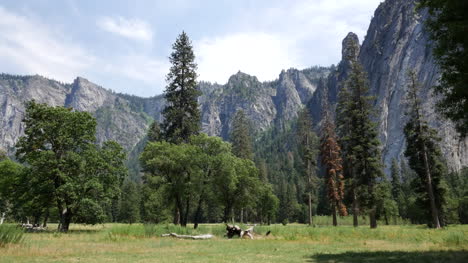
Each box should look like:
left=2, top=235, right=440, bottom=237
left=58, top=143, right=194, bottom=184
left=0, top=225, right=25, bottom=247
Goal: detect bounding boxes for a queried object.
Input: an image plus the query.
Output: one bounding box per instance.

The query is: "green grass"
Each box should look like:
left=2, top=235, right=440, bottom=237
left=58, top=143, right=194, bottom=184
left=0, top=225, right=25, bottom=247
left=0, top=223, right=467, bottom=262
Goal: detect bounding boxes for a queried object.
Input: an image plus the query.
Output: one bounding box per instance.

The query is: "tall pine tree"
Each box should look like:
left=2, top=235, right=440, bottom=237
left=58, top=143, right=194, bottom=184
left=336, top=61, right=384, bottom=228
left=320, top=109, right=347, bottom=226
left=296, top=108, right=319, bottom=226
left=230, top=110, right=253, bottom=160
left=390, top=158, right=405, bottom=218
left=403, top=70, right=448, bottom=228
left=162, top=31, right=201, bottom=144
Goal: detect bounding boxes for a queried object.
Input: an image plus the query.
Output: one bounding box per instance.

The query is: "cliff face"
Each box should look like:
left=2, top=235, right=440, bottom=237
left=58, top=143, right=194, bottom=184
left=360, top=0, right=467, bottom=171
left=1, top=0, right=466, bottom=172
left=200, top=68, right=330, bottom=139
left=0, top=75, right=152, bottom=152
left=0, top=67, right=329, bottom=154
left=309, top=0, right=467, bottom=172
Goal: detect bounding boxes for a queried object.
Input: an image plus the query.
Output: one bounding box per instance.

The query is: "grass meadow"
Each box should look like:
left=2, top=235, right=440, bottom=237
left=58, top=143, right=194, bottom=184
left=1, top=218, right=467, bottom=263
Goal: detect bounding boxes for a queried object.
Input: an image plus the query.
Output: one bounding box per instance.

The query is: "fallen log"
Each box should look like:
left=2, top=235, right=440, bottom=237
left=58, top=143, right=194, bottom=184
left=161, top=233, right=213, bottom=240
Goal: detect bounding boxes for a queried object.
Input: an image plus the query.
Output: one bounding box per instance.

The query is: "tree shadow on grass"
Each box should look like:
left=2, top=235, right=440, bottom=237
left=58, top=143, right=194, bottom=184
left=307, top=250, right=468, bottom=263
left=25, top=229, right=100, bottom=235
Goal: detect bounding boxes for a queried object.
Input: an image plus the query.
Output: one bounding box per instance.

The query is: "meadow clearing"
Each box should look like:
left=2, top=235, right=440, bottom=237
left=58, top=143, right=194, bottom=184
left=1, top=218, right=467, bottom=263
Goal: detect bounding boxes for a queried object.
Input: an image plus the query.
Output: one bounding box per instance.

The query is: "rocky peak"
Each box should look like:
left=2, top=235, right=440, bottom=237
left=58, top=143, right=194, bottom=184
left=341, top=32, right=360, bottom=62
left=65, top=77, right=115, bottom=112
left=227, top=71, right=259, bottom=87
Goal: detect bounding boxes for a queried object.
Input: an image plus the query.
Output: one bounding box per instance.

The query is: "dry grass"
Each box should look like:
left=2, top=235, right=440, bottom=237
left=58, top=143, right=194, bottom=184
left=0, top=224, right=467, bottom=263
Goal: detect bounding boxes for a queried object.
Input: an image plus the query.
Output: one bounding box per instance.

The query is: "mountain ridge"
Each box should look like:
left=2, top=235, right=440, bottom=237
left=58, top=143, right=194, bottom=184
left=1, top=0, right=467, bottom=174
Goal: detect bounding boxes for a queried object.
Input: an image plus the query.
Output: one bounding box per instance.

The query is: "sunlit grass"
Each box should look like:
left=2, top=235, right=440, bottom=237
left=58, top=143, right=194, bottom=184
left=0, top=223, right=467, bottom=263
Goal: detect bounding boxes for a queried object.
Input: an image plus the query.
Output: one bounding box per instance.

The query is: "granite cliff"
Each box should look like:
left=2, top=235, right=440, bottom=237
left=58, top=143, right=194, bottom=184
left=1, top=0, right=466, bottom=173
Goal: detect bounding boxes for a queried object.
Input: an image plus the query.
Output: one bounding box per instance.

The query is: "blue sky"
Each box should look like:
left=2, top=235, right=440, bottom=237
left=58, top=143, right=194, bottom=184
left=0, top=0, right=381, bottom=97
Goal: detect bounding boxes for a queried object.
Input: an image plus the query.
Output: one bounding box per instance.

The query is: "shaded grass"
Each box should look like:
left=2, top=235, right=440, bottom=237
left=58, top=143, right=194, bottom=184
left=0, top=224, right=467, bottom=262
left=309, top=251, right=468, bottom=263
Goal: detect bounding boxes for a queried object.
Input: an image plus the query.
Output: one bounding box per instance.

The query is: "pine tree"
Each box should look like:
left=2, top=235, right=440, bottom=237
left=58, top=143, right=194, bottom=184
left=320, top=109, right=347, bottom=226
left=296, top=108, right=319, bottom=225
left=390, top=158, right=405, bottom=218
left=230, top=110, right=253, bottom=160
left=336, top=61, right=384, bottom=228
left=147, top=120, right=162, bottom=142
left=161, top=31, right=201, bottom=144
left=418, top=0, right=468, bottom=136
left=390, top=158, right=402, bottom=201
left=403, top=71, right=448, bottom=228
left=119, top=180, right=141, bottom=224
left=375, top=177, right=398, bottom=225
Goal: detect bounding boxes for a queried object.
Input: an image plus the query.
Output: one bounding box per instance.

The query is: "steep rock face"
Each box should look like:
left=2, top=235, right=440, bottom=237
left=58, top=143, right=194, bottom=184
left=0, top=67, right=330, bottom=154
left=199, top=68, right=330, bottom=139
left=0, top=75, right=70, bottom=152
left=308, top=0, right=467, bottom=172
left=65, top=77, right=115, bottom=112
left=199, top=72, right=276, bottom=139
left=309, top=32, right=360, bottom=122
left=0, top=75, right=152, bottom=153
left=359, top=0, right=467, bottom=171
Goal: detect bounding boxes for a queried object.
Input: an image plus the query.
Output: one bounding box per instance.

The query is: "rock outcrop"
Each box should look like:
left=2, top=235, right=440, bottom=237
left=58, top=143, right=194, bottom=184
left=0, top=0, right=466, bottom=173
left=309, top=0, right=467, bottom=172
left=0, top=67, right=329, bottom=155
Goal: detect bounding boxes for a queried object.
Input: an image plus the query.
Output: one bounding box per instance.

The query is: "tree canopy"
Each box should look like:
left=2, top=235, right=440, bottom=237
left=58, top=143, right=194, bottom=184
left=419, top=0, right=468, bottom=136
left=15, top=101, right=127, bottom=231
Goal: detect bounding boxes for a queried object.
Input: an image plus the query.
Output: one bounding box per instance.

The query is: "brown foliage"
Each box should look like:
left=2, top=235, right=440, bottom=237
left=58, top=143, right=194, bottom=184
left=320, top=112, right=347, bottom=217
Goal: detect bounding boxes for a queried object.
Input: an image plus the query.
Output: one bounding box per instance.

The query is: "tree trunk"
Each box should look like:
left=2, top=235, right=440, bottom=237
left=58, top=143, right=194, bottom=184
left=193, top=196, right=203, bottom=229
left=240, top=208, right=244, bottom=224
left=173, top=207, right=180, bottom=225
left=43, top=208, right=49, bottom=227
left=223, top=207, right=229, bottom=223
left=369, top=208, right=377, bottom=229
left=0, top=212, right=5, bottom=225
left=422, top=150, right=441, bottom=229
left=308, top=193, right=313, bottom=225
left=352, top=191, right=359, bottom=227
left=59, top=208, right=72, bottom=232
left=413, top=90, right=441, bottom=229
left=161, top=233, right=213, bottom=239
left=181, top=198, right=190, bottom=227
left=332, top=203, right=337, bottom=226
left=384, top=213, right=389, bottom=226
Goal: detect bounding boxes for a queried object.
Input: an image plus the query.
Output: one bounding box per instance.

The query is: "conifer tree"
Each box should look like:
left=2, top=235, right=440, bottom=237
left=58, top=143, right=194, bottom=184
left=119, top=180, right=141, bottom=224
left=336, top=61, right=384, bottom=228
left=161, top=31, right=201, bottom=144
left=390, top=158, right=406, bottom=218
left=320, top=109, right=347, bottom=226
left=296, top=108, right=318, bottom=225
left=147, top=120, right=162, bottom=142
left=390, top=158, right=402, bottom=200
left=403, top=71, right=448, bottom=228
left=230, top=110, right=253, bottom=160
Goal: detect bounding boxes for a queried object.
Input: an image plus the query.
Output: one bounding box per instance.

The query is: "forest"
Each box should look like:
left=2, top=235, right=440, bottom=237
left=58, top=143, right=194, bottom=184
left=0, top=0, right=468, bottom=262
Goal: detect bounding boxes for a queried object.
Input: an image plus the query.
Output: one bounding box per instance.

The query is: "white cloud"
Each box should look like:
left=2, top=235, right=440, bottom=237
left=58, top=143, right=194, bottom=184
left=196, top=33, right=302, bottom=84
left=193, top=0, right=380, bottom=84
left=0, top=6, right=95, bottom=82
left=97, top=16, right=153, bottom=42
left=102, top=55, right=169, bottom=93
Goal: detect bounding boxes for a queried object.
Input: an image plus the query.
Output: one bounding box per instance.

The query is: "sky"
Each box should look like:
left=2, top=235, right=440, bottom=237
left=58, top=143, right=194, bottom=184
left=0, top=0, right=382, bottom=97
